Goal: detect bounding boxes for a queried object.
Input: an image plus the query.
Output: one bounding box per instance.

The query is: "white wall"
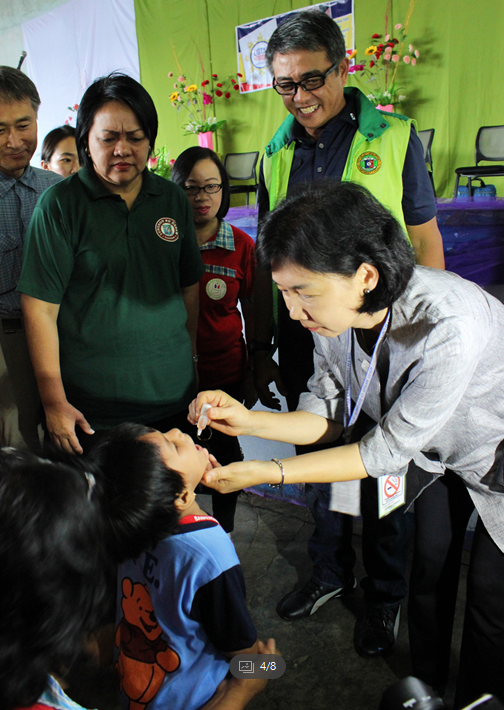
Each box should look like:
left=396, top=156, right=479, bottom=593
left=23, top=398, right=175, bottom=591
left=0, top=0, right=69, bottom=66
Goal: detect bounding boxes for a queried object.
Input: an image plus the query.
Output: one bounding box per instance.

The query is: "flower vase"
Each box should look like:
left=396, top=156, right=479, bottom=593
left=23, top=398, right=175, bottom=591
left=377, top=104, right=393, bottom=113
left=198, top=131, right=214, bottom=150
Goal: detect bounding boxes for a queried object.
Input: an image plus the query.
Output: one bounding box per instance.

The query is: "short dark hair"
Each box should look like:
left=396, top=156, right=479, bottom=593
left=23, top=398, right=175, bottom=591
left=89, top=422, right=185, bottom=564
left=75, top=72, right=158, bottom=170
left=0, top=66, right=40, bottom=114
left=0, top=448, right=108, bottom=710
left=171, top=146, right=230, bottom=221
left=265, top=10, right=347, bottom=74
left=257, top=180, right=415, bottom=313
left=41, top=124, right=76, bottom=163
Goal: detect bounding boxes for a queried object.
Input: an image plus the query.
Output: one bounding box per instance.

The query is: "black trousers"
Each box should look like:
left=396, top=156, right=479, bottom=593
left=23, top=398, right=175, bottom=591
left=409, top=472, right=504, bottom=707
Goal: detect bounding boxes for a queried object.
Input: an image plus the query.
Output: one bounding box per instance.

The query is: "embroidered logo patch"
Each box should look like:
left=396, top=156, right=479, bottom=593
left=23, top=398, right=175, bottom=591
left=357, top=151, right=382, bottom=175
left=155, top=218, right=179, bottom=242
left=206, top=278, right=227, bottom=300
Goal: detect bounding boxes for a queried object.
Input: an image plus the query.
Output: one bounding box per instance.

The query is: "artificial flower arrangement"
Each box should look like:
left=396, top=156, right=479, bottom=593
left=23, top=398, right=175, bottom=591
left=147, top=145, right=175, bottom=179
left=168, top=65, right=242, bottom=136
left=347, top=0, right=419, bottom=107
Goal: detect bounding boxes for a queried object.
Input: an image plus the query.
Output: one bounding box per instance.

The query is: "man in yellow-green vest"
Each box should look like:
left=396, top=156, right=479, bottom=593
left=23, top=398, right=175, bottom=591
left=253, top=10, right=444, bottom=659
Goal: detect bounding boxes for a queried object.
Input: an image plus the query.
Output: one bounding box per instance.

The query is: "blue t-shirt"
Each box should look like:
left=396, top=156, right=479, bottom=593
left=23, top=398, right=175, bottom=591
left=115, top=515, right=257, bottom=710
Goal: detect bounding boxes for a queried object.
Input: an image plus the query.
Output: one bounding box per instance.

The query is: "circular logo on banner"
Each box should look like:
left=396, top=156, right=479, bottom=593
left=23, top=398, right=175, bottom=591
left=155, top=218, right=179, bottom=242
left=357, top=151, right=382, bottom=175
left=206, top=278, right=227, bottom=300
left=251, top=41, right=268, bottom=69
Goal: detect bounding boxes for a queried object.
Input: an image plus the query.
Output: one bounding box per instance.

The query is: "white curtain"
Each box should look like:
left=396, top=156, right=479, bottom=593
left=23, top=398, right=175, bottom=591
left=22, top=0, right=140, bottom=163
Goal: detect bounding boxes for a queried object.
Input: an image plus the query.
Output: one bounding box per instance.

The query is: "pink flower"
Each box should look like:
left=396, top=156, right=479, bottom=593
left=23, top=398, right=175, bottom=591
left=348, top=66, right=355, bottom=74
left=409, top=44, right=413, bottom=53
left=354, top=64, right=365, bottom=71
left=414, top=49, right=420, bottom=58
left=178, top=76, right=185, bottom=82
left=169, top=159, right=175, bottom=166
left=392, top=54, right=399, bottom=62
left=202, top=92, right=213, bottom=105
left=168, top=72, right=173, bottom=78
left=384, top=34, right=390, bottom=41
left=148, top=156, right=159, bottom=169
left=395, top=23, right=402, bottom=29
left=411, top=58, right=417, bottom=66
left=403, top=55, right=411, bottom=64
left=173, top=83, right=178, bottom=89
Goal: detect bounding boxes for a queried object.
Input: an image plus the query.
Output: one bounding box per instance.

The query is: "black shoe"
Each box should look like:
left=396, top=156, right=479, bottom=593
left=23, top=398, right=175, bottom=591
left=276, top=576, right=356, bottom=621
left=354, top=603, right=401, bottom=658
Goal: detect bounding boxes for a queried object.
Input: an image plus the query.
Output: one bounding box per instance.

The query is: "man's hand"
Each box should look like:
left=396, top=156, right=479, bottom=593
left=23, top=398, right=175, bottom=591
left=253, top=353, right=287, bottom=411
left=240, top=370, right=258, bottom=410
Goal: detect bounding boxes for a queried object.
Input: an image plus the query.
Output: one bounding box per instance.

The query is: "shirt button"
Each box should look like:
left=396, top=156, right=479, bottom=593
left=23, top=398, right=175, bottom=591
left=317, top=167, right=322, bottom=173
left=380, top=123, right=386, bottom=128
left=368, top=133, right=374, bottom=138
left=319, top=143, right=324, bottom=149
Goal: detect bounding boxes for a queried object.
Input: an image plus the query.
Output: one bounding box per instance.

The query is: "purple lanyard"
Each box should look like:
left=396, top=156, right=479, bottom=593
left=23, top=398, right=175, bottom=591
left=343, top=311, right=390, bottom=444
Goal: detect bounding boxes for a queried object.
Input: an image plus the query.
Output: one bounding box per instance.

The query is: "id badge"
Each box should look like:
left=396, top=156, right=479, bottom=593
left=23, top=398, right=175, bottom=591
left=378, top=475, right=406, bottom=518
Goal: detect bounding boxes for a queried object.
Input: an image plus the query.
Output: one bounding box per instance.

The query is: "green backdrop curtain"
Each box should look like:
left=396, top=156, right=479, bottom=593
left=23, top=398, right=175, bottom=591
left=135, top=0, right=504, bottom=199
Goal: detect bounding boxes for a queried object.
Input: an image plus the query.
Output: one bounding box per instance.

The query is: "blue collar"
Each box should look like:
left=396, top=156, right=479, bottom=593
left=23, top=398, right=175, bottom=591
left=38, top=675, right=93, bottom=710
left=199, top=220, right=235, bottom=252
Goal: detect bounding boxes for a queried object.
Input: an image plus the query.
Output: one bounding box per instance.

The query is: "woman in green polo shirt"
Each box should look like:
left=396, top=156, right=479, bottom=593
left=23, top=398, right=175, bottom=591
left=19, top=72, right=204, bottom=455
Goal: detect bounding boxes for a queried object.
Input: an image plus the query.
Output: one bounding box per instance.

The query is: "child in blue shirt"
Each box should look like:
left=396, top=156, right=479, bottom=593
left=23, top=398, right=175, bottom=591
left=90, top=423, right=268, bottom=710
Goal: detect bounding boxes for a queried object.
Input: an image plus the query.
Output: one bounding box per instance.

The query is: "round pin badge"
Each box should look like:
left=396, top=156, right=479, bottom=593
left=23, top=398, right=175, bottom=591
left=357, top=151, right=382, bottom=175
left=155, top=218, right=179, bottom=242
left=206, top=278, right=227, bottom=300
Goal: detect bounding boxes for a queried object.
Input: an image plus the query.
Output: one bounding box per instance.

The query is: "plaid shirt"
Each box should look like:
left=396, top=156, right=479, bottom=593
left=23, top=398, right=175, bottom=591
left=0, top=166, right=61, bottom=317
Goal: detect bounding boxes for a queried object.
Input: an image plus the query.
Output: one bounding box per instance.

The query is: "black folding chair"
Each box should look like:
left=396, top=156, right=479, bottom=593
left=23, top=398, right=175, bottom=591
left=453, top=125, right=504, bottom=197
left=224, top=152, right=259, bottom=205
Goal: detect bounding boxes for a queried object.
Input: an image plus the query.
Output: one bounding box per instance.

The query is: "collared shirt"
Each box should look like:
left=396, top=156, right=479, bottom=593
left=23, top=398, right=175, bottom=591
left=258, top=94, right=436, bottom=226
left=197, top=220, right=255, bottom=388
left=298, top=267, right=504, bottom=552
left=18, top=166, right=204, bottom=428
left=0, top=166, right=61, bottom=317
left=36, top=674, right=92, bottom=710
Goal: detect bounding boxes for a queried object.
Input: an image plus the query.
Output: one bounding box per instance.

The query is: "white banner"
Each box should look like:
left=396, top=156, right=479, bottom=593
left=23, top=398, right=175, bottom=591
left=236, top=0, right=354, bottom=94
left=22, top=0, right=140, bottom=163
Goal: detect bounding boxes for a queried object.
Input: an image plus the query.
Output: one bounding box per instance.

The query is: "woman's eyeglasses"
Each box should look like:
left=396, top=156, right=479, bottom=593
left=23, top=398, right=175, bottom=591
left=183, top=184, right=223, bottom=196
left=272, top=63, right=338, bottom=96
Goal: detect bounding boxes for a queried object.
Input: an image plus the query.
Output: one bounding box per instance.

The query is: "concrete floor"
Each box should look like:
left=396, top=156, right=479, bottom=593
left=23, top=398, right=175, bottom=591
left=66, top=490, right=468, bottom=710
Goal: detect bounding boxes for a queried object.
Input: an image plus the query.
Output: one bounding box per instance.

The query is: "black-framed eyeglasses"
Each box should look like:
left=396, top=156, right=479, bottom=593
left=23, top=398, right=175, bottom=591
left=272, top=63, right=338, bottom=96
left=183, top=183, right=223, bottom=196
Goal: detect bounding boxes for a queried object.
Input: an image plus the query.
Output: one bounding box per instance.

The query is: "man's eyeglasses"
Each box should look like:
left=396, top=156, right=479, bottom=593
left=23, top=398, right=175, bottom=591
left=272, top=63, right=338, bottom=96
left=183, top=184, right=223, bottom=196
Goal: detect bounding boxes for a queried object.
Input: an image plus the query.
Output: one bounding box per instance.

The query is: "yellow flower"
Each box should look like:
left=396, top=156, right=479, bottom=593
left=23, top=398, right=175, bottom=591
left=365, top=45, right=377, bottom=55
left=348, top=49, right=357, bottom=59
left=184, top=84, right=198, bottom=93
left=170, top=92, right=179, bottom=102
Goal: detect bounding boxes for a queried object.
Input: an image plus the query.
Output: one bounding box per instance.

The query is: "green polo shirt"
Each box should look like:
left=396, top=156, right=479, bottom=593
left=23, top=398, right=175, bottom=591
left=18, top=167, right=205, bottom=428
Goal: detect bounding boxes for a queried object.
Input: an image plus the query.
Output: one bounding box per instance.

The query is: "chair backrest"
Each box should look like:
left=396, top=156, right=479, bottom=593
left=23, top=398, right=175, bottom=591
left=418, top=128, right=434, bottom=168
left=224, top=152, right=259, bottom=181
left=475, top=125, right=504, bottom=163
